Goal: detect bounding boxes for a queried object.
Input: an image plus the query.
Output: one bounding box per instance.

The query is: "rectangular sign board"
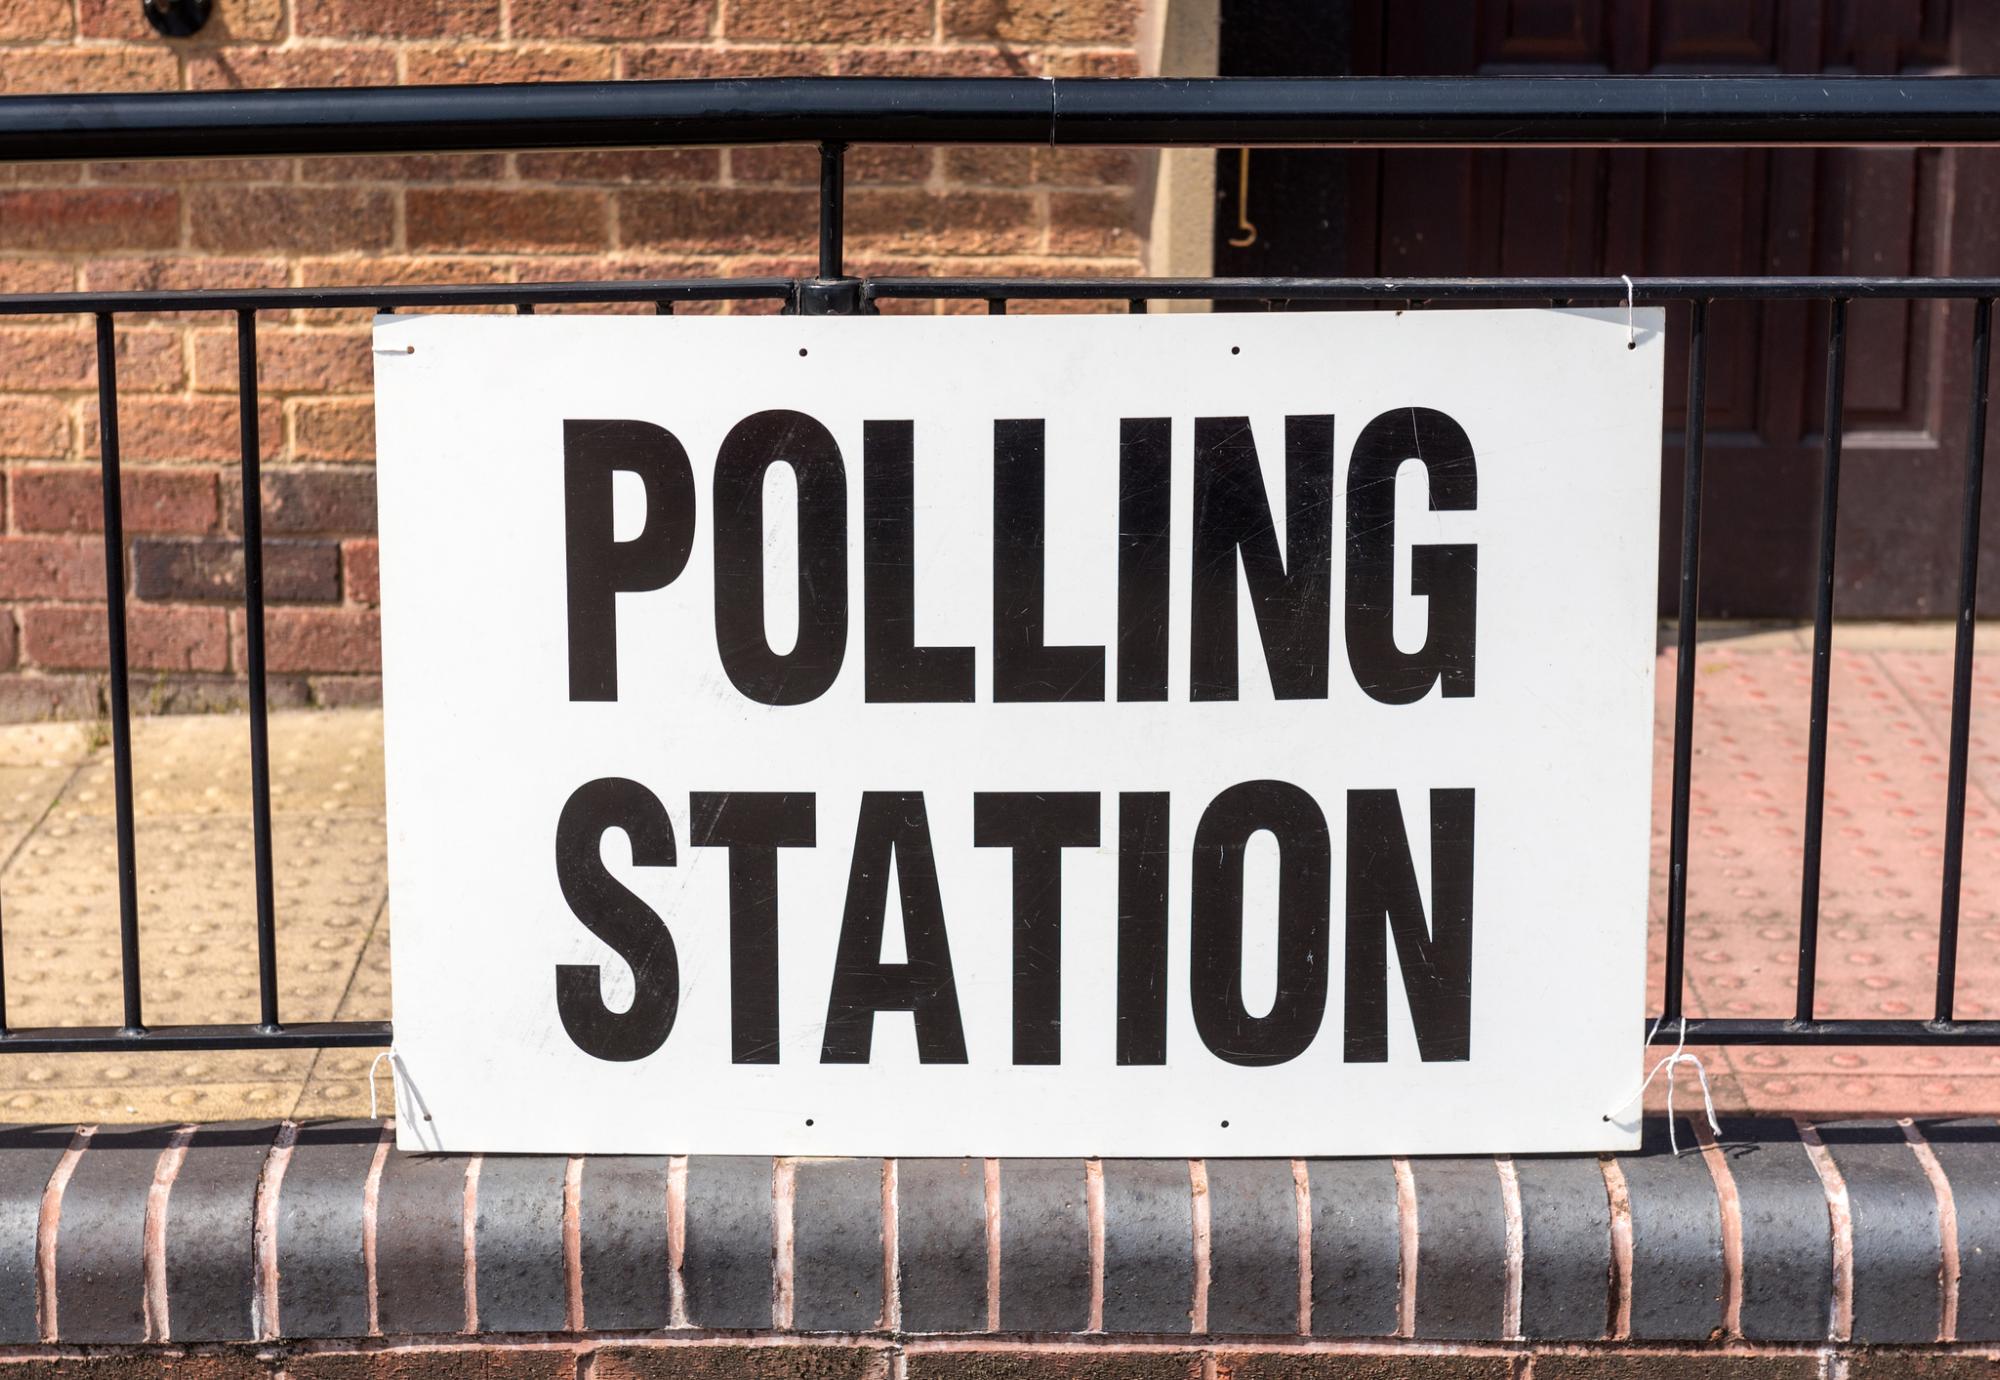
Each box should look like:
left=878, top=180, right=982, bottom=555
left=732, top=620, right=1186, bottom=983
left=373, top=308, right=1664, bottom=1156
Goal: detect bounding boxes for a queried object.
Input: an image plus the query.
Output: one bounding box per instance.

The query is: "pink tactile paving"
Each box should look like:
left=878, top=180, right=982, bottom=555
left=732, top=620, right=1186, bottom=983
left=1644, top=632, right=2000, bottom=1118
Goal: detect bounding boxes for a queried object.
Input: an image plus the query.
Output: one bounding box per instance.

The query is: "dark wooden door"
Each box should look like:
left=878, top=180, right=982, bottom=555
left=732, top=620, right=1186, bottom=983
left=1217, top=0, right=2000, bottom=618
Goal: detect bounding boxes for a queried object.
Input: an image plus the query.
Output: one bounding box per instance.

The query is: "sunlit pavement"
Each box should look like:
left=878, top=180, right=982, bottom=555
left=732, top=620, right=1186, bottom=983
left=0, top=622, right=1990, bottom=1125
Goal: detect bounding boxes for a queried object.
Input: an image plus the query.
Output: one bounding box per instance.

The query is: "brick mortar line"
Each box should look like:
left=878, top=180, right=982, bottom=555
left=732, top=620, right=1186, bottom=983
left=771, top=1158, right=795, bottom=1331
left=1900, top=1118, right=1959, bottom=1342
left=1391, top=1157, right=1416, bottom=1339
left=141, top=1123, right=196, bottom=1342
left=562, top=1155, right=584, bottom=1333
left=35, top=1124, right=90, bottom=1345
left=1797, top=1120, right=1854, bottom=1343
left=1496, top=1157, right=1524, bottom=1342
left=1691, top=1117, right=1745, bottom=1339
left=1083, top=1158, right=1103, bottom=1333
left=880, top=1158, right=899, bottom=1333
left=667, top=1154, right=688, bottom=1329
left=1188, top=1159, right=1209, bottom=1336
left=461, top=1154, right=482, bottom=1334
left=982, top=1158, right=1000, bottom=1334
left=1291, top=1158, right=1310, bottom=1337
left=1601, top=1155, right=1633, bottom=1341
left=249, top=1120, right=296, bottom=1341
left=361, top=1120, right=391, bottom=1338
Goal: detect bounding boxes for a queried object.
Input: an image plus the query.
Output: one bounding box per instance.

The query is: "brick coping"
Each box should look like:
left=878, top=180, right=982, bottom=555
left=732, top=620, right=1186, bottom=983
left=0, top=1116, right=1994, bottom=1352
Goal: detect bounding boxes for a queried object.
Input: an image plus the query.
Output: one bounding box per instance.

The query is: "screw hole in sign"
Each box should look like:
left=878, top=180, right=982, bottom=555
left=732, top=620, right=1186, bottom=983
left=1230, top=346, right=1241, bottom=355
left=799, top=348, right=808, bottom=357
left=805, top=1118, right=815, bottom=1126
left=1220, top=1120, right=1230, bottom=1128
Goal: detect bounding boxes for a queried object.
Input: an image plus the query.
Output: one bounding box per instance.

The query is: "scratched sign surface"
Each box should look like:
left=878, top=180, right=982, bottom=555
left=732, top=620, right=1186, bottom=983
left=372, top=309, right=1664, bottom=1155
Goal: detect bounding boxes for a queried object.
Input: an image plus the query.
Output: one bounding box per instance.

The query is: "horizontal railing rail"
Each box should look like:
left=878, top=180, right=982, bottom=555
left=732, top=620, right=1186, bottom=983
left=0, top=76, right=1992, bottom=1059
left=6, top=75, right=2000, bottom=163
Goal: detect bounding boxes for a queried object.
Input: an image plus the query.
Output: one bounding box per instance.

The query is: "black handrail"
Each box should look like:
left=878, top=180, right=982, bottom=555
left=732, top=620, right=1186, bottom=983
left=5, top=75, right=2000, bottom=163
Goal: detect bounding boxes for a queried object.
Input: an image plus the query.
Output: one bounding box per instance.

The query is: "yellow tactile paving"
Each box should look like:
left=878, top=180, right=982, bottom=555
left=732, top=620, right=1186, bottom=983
left=0, top=709, right=390, bottom=1123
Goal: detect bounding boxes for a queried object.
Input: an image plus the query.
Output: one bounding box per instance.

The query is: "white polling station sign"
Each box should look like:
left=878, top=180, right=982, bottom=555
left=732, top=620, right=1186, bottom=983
left=371, top=308, right=1665, bottom=1156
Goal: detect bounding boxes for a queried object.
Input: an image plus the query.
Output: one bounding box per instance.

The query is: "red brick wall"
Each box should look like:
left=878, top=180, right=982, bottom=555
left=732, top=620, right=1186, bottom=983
left=0, top=0, right=1146, bottom=718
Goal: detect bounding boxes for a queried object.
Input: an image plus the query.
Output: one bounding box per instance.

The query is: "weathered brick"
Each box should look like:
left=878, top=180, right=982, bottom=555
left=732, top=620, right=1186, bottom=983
left=1410, top=1158, right=1507, bottom=1342
left=1205, top=1159, right=1299, bottom=1336
left=0, top=47, right=178, bottom=95
left=13, top=467, right=218, bottom=535
left=847, top=190, right=1040, bottom=256
left=1532, top=1359, right=1821, bottom=1380
left=231, top=469, right=377, bottom=536
left=0, top=535, right=103, bottom=600
left=579, top=1156, right=670, bottom=1331
left=85, top=397, right=283, bottom=466
left=402, top=45, right=617, bottom=86
left=287, top=1348, right=576, bottom=1380
left=1514, top=1155, right=1611, bottom=1342
left=190, top=187, right=396, bottom=255
left=897, top=1159, right=987, bottom=1334
left=514, top=0, right=710, bottom=37
left=90, top=159, right=301, bottom=187
left=294, top=400, right=377, bottom=463
left=0, top=0, right=70, bottom=40
left=943, top=0, right=1139, bottom=42
left=1816, top=1119, right=1942, bottom=1346
left=726, top=0, right=931, bottom=40
left=133, top=537, right=342, bottom=604
left=0, top=670, right=95, bottom=717
left=1040, top=48, right=1136, bottom=77
left=185, top=47, right=400, bottom=90
left=408, top=189, right=609, bottom=253
left=194, top=329, right=372, bottom=395
left=265, top=607, right=381, bottom=674
left=0, top=258, right=74, bottom=297
left=793, top=1159, right=884, bottom=1332
left=595, top=1343, right=890, bottom=1380
left=311, top=673, right=381, bottom=707
left=163, top=1122, right=277, bottom=1343
left=1919, top=1117, right=2000, bottom=1341
left=295, top=0, right=501, bottom=37
left=517, top=150, right=722, bottom=184
left=833, top=46, right=1038, bottom=77
left=0, top=1352, right=271, bottom=1378
left=342, top=539, right=379, bottom=606
left=906, top=1354, right=1201, bottom=1380
left=1212, top=1358, right=1514, bottom=1380
left=1101, top=1160, right=1192, bottom=1334
left=620, top=45, right=834, bottom=78
left=374, top=1152, right=470, bottom=1336
left=998, top=1159, right=1088, bottom=1333
left=1619, top=1119, right=1725, bottom=1342
left=276, top=1120, right=381, bottom=1339
left=0, top=187, right=179, bottom=252
left=55, top=1125, right=176, bottom=1342
left=0, top=397, right=70, bottom=459
left=0, top=326, right=183, bottom=393
left=619, top=188, right=817, bottom=252
left=475, top=1155, right=570, bottom=1333
left=303, top=154, right=507, bottom=185
left=682, top=1156, right=773, bottom=1330
left=25, top=604, right=230, bottom=673
left=1048, top=191, right=1140, bottom=256
left=82, top=257, right=288, bottom=297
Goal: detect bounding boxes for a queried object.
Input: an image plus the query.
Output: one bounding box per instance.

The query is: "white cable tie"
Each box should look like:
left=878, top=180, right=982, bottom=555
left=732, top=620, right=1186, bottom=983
left=1621, top=273, right=1637, bottom=349
left=367, top=1049, right=395, bottom=1121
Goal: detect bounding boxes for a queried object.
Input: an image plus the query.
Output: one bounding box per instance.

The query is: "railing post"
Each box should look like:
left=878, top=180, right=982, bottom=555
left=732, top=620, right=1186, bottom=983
left=798, top=140, right=866, bottom=316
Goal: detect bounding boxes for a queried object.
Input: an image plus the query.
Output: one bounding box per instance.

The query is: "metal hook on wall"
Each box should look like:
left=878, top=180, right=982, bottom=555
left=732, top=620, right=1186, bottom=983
left=1229, top=148, right=1258, bottom=249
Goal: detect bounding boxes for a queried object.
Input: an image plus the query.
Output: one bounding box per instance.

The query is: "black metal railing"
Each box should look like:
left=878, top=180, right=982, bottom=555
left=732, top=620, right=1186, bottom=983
left=0, top=75, right=1994, bottom=1055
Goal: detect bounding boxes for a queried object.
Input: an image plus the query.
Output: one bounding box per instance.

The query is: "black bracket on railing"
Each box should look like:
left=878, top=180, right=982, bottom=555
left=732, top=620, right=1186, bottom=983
left=795, top=140, right=870, bottom=316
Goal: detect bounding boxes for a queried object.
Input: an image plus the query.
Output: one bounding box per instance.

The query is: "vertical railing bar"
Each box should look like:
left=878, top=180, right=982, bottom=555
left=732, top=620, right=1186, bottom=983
left=94, top=312, right=143, bottom=1037
left=1936, top=295, right=1992, bottom=1024
left=987, top=298, right=1007, bottom=315
left=238, top=310, right=281, bottom=1033
left=1662, top=297, right=1709, bottom=1029
left=654, top=300, right=675, bottom=315
left=516, top=302, right=536, bottom=315
left=1128, top=298, right=1147, bottom=314
left=1796, top=297, right=1847, bottom=1024
left=818, top=140, right=846, bottom=281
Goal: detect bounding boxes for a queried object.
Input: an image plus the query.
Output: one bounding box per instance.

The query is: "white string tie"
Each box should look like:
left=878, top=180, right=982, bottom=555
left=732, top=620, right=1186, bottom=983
left=1621, top=273, right=1637, bottom=349
left=367, top=1049, right=397, bottom=1121
left=1611, top=1015, right=1720, bottom=1156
